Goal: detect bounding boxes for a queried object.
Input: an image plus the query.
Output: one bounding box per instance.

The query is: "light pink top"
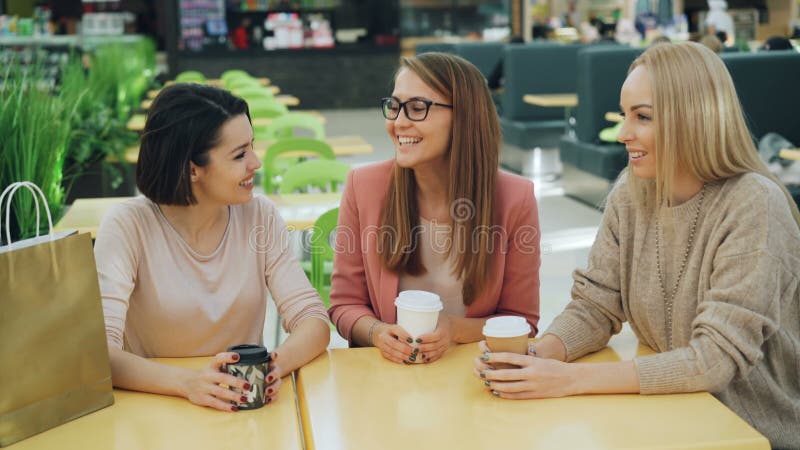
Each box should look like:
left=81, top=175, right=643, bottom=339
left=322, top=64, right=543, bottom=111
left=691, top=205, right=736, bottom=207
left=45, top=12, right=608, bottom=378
left=397, top=218, right=466, bottom=317
left=94, top=195, right=328, bottom=358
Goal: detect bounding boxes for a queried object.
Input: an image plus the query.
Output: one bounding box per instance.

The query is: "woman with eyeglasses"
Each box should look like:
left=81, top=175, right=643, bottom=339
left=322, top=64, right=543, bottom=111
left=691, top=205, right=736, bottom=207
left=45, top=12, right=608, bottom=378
left=328, top=53, right=541, bottom=364
left=94, top=84, right=330, bottom=411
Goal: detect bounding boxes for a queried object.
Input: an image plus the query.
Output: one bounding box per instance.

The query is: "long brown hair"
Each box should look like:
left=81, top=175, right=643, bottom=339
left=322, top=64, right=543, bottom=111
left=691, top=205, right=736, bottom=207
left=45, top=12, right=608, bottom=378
left=625, top=42, right=800, bottom=229
left=379, top=52, right=500, bottom=305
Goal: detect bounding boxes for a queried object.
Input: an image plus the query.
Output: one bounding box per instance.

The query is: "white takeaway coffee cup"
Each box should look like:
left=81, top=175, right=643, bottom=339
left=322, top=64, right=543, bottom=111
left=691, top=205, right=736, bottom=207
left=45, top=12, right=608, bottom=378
left=394, top=290, right=443, bottom=342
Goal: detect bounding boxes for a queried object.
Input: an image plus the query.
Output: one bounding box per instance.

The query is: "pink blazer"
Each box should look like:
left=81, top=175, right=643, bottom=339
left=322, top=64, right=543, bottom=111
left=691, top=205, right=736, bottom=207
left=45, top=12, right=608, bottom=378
left=328, top=159, right=541, bottom=342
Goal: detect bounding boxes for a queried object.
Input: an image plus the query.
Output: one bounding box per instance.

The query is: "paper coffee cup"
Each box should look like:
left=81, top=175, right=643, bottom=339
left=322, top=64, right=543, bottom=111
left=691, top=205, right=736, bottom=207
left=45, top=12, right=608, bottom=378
left=482, top=316, right=531, bottom=369
left=395, top=290, right=443, bottom=342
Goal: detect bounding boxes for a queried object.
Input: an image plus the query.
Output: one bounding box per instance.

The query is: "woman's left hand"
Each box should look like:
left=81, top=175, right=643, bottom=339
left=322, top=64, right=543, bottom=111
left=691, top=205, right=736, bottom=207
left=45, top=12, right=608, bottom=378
left=473, top=341, right=578, bottom=399
left=415, top=317, right=454, bottom=363
left=264, top=352, right=282, bottom=404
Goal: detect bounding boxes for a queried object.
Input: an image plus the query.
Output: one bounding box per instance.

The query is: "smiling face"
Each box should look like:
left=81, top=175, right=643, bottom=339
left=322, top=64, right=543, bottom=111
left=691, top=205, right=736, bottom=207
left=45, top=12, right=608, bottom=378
left=190, top=114, right=261, bottom=206
left=385, top=68, right=453, bottom=172
left=617, top=66, right=656, bottom=179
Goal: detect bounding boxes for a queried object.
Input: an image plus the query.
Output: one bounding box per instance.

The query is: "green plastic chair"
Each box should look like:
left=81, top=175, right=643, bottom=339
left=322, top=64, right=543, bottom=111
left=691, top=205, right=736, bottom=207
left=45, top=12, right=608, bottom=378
left=225, top=77, right=262, bottom=91
left=599, top=122, right=623, bottom=143
left=278, top=159, right=350, bottom=194
left=262, top=138, right=335, bottom=193
left=309, top=207, right=339, bottom=307
left=264, top=112, right=325, bottom=140
left=234, top=86, right=275, bottom=101
left=221, top=69, right=252, bottom=83
left=175, top=70, right=206, bottom=83
left=249, top=99, right=288, bottom=121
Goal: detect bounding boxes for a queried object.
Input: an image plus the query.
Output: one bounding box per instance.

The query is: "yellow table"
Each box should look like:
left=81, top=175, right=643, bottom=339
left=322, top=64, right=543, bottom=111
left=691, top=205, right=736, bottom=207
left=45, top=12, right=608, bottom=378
left=55, top=192, right=342, bottom=238
left=127, top=110, right=325, bottom=133
left=162, top=77, right=271, bottom=88
left=523, top=93, right=578, bottom=108
left=296, top=333, right=769, bottom=450
left=605, top=111, right=624, bottom=123
left=780, top=148, right=800, bottom=161
left=138, top=91, right=295, bottom=114
left=11, top=358, right=302, bottom=450
left=119, top=135, right=371, bottom=164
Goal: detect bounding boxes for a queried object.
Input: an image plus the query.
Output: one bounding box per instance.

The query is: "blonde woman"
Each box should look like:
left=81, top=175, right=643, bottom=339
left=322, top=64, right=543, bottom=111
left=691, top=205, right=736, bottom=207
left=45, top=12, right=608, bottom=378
left=329, top=53, right=541, bottom=364
left=474, top=42, right=800, bottom=449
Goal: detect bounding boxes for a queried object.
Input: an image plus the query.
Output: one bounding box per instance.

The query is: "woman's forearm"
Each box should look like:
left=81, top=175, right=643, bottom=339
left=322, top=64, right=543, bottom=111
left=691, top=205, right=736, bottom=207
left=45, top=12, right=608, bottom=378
left=273, top=317, right=330, bottom=377
left=109, top=347, right=193, bottom=397
left=571, top=360, right=640, bottom=395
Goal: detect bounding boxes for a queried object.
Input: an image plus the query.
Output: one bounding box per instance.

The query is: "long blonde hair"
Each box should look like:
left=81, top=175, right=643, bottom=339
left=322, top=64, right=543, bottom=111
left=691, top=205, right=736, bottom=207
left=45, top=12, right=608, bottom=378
left=379, top=52, right=500, bottom=306
left=625, top=42, right=800, bottom=228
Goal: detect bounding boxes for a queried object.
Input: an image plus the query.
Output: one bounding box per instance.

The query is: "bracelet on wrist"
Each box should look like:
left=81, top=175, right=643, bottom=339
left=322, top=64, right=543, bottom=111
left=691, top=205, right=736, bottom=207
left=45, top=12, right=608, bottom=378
left=367, top=319, right=381, bottom=346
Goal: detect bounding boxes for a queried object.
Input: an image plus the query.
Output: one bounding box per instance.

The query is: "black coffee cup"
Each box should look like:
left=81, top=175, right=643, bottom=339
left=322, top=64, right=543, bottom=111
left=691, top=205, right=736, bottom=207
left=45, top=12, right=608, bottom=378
left=226, top=344, right=272, bottom=410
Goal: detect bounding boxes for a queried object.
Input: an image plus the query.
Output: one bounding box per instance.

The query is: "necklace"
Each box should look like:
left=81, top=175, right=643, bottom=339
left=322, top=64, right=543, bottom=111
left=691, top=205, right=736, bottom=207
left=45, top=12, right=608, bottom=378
left=655, top=184, right=706, bottom=351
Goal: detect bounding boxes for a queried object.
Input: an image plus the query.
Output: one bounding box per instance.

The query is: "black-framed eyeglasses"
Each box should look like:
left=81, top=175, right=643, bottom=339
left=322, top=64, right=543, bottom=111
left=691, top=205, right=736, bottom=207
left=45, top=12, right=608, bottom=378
left=381, top=97, right=453, bottom=121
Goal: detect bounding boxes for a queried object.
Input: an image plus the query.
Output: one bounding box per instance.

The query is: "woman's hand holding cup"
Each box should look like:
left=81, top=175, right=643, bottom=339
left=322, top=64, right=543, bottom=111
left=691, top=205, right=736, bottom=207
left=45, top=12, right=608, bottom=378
left=373, top=323, right=416, bottom=364
left=180, top=351, right=251, bottom=412
left=415, top=316, right=453, bottom=363
left=264, top=352, right=281, bottom=404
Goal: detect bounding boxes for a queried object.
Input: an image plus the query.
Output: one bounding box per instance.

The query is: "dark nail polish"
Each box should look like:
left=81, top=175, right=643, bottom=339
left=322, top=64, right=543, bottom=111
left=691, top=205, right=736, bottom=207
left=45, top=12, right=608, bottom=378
left=267, top=388, right=273, bottom=395
left=232, top=354, right=240, bottom=362
left=411, top=348, right=419, bottom=355
left=421, top=354, right=427, bottom=359
left=492, top=390, right=500, bottom=397
left=480, top=371, right=486, bottom=379
left=481, top=352, right=490, bottom=362
left=415, top=338, right=422, bottom=343
left=484, top=380, right=491, bottom=387
left=267, top=397, right=272, bottom=404
left=402, top=360, right=409, bottom=364
left=268, top=376, right=274, bottom=383
left=409, top=356, right=416, bottom=362
left=240, top=395, right=247, bottom=403
left=406, top=337, right=413, bottom=343
left=243, top=382, right=251, bottom=391
left=231, top=405, right=239, bottom=412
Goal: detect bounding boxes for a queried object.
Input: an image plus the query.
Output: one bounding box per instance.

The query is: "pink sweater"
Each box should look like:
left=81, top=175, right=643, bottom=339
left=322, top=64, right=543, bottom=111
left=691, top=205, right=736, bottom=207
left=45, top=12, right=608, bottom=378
left=328, top=160, right=541, bottom=342
left=94, top=196, right=329, bottom=358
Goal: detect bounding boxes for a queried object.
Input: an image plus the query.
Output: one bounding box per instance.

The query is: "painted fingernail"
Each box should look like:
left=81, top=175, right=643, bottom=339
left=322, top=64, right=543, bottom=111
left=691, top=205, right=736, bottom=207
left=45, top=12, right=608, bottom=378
left=415, top=338, right=422, bottom=343
left=231, top=405, right=239, bottom=412
left=240, top=395, right=247, bottom=402
left=421, top=354, right=427, bottom=359
left=267, top=397, right=272, bottom=404
left=243, top=382, right=251, bottom=390
left=409, top=356, right=416, bottom=362
left=232, top=354, right=240, bottom=362
left=268, top=375, right=274, bottom=383
left=402, top=360, right=409, bottom=364
left=480, top=371, right=486, bottom=379
left=481, top=352, right=490, bottom=361
left=492, top=390, right=500, bottom=397
left=406, top=337, right=413, bottom=343
left=411, top=348, right=419, bottom=355
left=267, top=388, right=273, bottom=395
left=484, top=380, right=491, bottom=387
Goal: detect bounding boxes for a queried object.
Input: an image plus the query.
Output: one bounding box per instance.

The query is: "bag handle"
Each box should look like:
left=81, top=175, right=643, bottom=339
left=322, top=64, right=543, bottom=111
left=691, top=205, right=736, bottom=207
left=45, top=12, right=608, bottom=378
left=0, top=181, right=54, bottom=246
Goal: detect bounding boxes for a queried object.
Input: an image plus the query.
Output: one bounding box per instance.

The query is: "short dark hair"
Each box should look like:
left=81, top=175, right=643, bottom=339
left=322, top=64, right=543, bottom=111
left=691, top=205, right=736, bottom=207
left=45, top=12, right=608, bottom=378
left=136, top=83, right=250, bottom=205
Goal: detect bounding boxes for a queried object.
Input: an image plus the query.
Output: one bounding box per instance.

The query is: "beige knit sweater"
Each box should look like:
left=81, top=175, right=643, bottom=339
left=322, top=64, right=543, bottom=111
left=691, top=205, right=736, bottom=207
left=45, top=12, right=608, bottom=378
left=546, top=173, right=800, bottom=449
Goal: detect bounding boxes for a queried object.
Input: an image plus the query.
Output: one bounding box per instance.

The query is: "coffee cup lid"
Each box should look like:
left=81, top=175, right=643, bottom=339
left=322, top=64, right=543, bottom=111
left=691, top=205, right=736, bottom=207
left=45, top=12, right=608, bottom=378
left=394, top=290, right=443, bottom=312
left=482, top=316, right=531, bottom=338
left=227, top=344, right=271, bottom=364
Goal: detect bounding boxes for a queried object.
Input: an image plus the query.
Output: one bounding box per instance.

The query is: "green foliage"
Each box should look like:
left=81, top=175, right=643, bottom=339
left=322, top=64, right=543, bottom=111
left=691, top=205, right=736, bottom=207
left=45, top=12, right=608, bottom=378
left=0, top=60, right=77, bottom=241
left=59, top=56, right=137, bottom=195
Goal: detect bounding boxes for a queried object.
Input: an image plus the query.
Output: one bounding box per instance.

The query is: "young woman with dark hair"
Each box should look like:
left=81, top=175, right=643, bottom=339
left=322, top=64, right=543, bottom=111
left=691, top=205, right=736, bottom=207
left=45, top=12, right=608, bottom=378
left=94, top=83, right=329, bottom=411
